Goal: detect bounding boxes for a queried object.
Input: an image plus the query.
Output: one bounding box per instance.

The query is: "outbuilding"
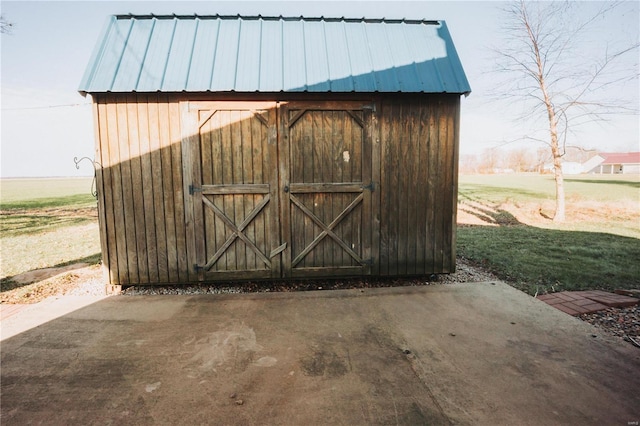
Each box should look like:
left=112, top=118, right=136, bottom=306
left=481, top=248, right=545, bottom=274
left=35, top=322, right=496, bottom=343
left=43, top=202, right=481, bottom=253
left=79, top=14, right=471, bottom=286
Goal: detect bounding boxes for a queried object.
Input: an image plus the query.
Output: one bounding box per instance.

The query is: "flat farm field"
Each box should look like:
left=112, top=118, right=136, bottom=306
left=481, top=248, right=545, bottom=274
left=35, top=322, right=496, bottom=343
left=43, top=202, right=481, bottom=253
left=0, top=178, right=101, bottom=302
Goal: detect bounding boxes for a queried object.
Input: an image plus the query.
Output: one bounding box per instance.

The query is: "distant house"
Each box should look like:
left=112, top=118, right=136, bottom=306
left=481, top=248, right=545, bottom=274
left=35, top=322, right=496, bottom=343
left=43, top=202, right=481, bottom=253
left=561, top=162, right=583, bottom=175
left=583, top=152, right=640, bottom=175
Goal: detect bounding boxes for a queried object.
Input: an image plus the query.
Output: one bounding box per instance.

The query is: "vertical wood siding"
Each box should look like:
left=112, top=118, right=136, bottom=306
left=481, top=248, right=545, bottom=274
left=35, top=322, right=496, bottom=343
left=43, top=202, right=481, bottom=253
left=378, top=96, right=459, bottom=276
left=94, top=94, right=187, bottom=284
left=94, top=94, right=460, bottom=284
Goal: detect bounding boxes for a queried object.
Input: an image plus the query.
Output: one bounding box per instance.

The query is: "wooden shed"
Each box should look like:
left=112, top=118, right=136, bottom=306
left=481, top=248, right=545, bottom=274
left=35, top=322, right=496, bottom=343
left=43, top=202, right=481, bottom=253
left=79, top=15, right=471, bottom=285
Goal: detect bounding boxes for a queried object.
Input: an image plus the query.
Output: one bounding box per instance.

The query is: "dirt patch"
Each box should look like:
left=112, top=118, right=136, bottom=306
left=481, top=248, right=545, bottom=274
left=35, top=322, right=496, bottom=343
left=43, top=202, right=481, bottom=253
left=1, top=264, right=103, bottom=304
left=0, top=206, right=97, bottom=218
left=458, top=199, right=640, bottom=229
left=9, top=263, right=92, bottom=285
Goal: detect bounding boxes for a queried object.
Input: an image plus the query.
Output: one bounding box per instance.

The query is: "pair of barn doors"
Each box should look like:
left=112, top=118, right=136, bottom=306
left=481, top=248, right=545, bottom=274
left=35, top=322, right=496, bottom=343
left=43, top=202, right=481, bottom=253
left=182, top=101, right=376, bottom=281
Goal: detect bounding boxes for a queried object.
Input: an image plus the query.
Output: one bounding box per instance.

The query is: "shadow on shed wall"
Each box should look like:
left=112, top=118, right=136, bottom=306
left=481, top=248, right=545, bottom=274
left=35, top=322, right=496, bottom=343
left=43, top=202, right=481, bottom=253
left=92, top=56, right=463, bottom=285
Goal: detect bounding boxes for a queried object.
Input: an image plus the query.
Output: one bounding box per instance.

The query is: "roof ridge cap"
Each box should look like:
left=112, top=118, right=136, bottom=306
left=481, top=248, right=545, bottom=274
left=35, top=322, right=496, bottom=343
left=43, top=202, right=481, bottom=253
left=112, top=14, right=441, bottom=25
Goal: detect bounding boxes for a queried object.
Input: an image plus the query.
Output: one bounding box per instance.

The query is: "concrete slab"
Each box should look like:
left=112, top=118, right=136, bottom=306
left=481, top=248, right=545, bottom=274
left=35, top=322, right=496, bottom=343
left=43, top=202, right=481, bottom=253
left=1, top=282, right=639, bottom=425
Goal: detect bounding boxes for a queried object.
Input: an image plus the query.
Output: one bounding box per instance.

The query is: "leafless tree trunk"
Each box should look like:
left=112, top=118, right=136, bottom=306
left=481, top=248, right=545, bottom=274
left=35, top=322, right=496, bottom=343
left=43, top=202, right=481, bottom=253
left=495, top=1, right=638, bottom=222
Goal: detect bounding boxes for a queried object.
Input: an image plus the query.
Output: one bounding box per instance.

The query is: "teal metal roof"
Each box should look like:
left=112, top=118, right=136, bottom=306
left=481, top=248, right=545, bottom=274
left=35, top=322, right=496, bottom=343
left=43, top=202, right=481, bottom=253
left=79, top=15, right=471, bottom=95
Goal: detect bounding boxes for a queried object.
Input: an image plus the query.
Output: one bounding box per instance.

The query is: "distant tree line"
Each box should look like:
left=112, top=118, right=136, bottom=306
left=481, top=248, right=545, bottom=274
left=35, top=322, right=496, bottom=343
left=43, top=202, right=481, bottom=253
left=459, top=146, right=598, bottom=175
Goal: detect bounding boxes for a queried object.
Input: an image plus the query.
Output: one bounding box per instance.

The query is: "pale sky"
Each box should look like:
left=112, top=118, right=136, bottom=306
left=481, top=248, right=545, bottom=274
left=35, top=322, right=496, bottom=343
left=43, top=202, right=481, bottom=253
left=1, top=0, right=638, bottom=177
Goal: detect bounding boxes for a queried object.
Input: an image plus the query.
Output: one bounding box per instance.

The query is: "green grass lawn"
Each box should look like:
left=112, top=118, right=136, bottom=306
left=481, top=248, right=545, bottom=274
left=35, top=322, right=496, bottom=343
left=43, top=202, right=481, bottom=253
left=459, top=173, right=640, bottom=204
left=1, top=178, right=97, bottom=238
left=0, top=177, right=101, bottom=281
left=457, top=173, right=640, bottom=295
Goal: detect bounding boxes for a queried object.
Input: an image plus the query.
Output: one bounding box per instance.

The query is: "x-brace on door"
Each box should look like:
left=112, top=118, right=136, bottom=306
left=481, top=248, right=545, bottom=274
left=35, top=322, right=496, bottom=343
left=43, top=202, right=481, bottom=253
left=183, top=101, right=375, bottom=281
left=279, top=101, right=375, bottom=278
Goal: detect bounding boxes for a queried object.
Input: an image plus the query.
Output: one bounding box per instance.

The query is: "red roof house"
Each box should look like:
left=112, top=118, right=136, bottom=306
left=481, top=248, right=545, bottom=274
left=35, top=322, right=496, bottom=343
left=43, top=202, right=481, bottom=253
left=583, top=152, right=640, bottom=174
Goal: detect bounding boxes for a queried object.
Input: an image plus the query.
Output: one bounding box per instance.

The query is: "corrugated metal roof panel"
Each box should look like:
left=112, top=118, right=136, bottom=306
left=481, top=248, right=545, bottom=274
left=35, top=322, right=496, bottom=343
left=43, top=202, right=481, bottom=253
left=79, top=15, right=471, bottom=95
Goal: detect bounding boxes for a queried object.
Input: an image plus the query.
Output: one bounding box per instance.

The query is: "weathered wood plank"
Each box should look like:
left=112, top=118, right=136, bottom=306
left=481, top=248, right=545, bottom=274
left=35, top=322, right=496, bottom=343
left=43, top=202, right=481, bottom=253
left=115, top=98, right=137, bottom=284
left=137, top=96, right=159, bottom=283
left=231, top=111, right=245, bottom=270
left=220, top=111, right=236, bottom=271
left=299, top=111, right=315, bottom=268
left=125, top=94, right=148, bottom=283
left=378, top=101, right=391, bottom=275
left=168, top=100, right=188, bottom=282
left=252, top=112, right=267, bottom=272
left=181, top=101, right=202, bottom=281
left=388, top=101, right=401, bottom=275
left=188, top=101, right=276, bottom=113
left=340, top=111, right=351, bottom=267
left=369, top=102, right=381, bottom=275
left=352, top=111, right=363, bottom=268
left=208, top=111, right=225, bottom=271
left=311, top=110, right=324, bottom=267
left=414, top=100, right=429, bottom=274
left=284, top=100, right=374, bottom=111
left=158, top=98, right=178, bottom=283
left=241, top=111, right=256, bottom=269
left=400, top=100, right=413, bottom=274
left=405, top=101, right=419, bottom=275
left=147, top=95, right=169, bottom=283
left=200, top=184, right=270, bottom=194
left=200, top=109, right=218, bottom=270
left=425, top=98, right=438, bottom=273
left=288, top=183, right=364, bottom=193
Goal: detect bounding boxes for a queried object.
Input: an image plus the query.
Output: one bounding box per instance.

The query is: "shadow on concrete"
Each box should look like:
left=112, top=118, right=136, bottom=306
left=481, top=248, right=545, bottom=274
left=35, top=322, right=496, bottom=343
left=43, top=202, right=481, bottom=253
left=2, top=283, right=640, bottom=424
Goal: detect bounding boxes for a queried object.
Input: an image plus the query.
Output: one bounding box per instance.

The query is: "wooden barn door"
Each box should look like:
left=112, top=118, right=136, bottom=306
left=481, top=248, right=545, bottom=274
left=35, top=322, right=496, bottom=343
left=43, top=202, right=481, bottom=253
left=279, top=102, right=375, bottom=278
left=183, top=102, right=281, bottom=281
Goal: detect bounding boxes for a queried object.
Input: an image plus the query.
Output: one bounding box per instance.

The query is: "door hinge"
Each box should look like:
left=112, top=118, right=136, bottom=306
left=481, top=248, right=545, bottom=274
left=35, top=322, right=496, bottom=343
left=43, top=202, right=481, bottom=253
left=189, top=184, right=202, bottom=195
left=362, top=181, right=375, bottom=192
left=194, top=264, right=203, bottom=273
left=361, top=258, right=375, bottom=266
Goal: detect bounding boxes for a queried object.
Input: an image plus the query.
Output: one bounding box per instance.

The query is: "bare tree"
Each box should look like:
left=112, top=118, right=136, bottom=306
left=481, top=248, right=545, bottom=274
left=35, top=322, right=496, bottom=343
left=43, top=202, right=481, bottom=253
left=479, top=147, right=504, bottom=174
left=507, top=148, right=534, bottom=172
left=494, top=1, right=639, bottom=222
left=1, top=15, right=13, bottom=34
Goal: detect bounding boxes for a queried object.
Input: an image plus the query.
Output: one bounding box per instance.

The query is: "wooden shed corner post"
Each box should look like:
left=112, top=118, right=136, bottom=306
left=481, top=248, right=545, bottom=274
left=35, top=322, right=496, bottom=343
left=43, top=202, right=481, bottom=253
left=92, top=98, right=111, bottom=287
left=450, top=96, right=462, bottom=274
